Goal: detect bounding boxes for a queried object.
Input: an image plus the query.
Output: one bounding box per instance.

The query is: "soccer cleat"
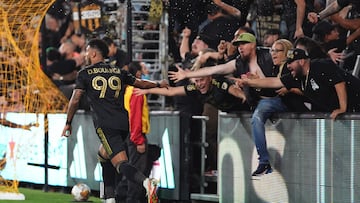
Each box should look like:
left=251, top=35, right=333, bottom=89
left=104, top=198, right=116, bottom=203
left=144, top=178, right=159, bottom=203
left=252, top=163, right=272, bottom=176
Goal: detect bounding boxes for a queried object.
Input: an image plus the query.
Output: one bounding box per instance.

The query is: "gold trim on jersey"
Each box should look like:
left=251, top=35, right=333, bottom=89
left=97, top=128, right=113, bottom=156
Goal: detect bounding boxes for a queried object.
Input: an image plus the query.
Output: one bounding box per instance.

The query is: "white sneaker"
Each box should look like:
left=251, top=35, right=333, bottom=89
left=143, top=178, right=159, bottom=203
left=103, top=198, right=116, bottom=203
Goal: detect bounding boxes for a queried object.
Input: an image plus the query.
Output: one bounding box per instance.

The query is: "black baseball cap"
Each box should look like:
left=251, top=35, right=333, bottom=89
left=286, top=48, right=310, bottom=63
left=196, top=33, right=217, bottom=49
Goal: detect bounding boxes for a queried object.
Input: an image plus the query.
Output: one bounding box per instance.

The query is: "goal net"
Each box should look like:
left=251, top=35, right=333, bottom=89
left=0, top=0, right=68, bottom=115
left=0, top=0, right=68, bottom=196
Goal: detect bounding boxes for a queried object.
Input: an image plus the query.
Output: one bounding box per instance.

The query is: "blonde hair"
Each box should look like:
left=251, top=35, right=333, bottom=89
left=273, top=39, right=293, bottom=62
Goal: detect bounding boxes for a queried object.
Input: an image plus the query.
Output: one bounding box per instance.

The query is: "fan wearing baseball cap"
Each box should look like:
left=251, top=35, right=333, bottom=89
left=232, top=32, right=257, bottom=46
left=169, top=32, right=274, bottom=108
left=235, top=47, right=360, bottom=119
left=285, top=48, right=310, bottom=64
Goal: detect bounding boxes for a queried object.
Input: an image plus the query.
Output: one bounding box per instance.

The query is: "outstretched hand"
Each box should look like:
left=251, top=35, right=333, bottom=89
left=134, top=88, right=148, bottom=96
left=168, top=64, right=187, bottom=83
left=328, top=48, right=344, bottom=64
left=236, top=87, right=247, bottom=103
left=228, top=76, right=247, bottom=88
left=158, top=79, right=169, bottom=88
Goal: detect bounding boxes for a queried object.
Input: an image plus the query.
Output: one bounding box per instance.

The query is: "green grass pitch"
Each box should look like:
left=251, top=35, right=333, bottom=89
left=0, top=187, right=102, bottom=203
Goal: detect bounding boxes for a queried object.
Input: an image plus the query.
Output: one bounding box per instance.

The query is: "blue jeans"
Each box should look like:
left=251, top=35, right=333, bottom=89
left=251, top=97, right=287, bottom=164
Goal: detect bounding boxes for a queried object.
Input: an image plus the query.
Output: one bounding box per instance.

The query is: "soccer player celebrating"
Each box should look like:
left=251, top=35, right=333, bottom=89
left=61, top=38, right=167, bottom=203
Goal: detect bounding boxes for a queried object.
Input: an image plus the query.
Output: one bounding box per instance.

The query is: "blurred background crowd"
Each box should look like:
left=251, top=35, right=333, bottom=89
left=37, top=0, right=359, bottom=109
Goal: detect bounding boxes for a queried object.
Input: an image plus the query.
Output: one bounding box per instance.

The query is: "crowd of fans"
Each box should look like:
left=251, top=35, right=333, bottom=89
left=164, top=0, right=360, bottom=193
left=38, top=0, right=360, bottom=195
left=39, top=0, right=360, bottom=102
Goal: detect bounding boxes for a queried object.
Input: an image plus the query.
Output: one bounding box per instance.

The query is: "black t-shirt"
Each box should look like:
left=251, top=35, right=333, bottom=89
left=184, top=76, right=249, bottom=112
left=280, top=59, right=344, bottom=112
left=47, top=59, right=77, bottom=75
left=337, top=68, right=360, bottom=112
left=322, top=37, right=347, bottom=53
left=223, top=0, right=251, bottom=26
left=200, top=16, right=240, bottom=49
left=172, top=52, right=203, bottom=115
left=338, top=0, right=360, bottom=10
left=108, top=48, right=129, bottom=69
left=75, top=62, right=136, bottom=130
left=257, top=63, right=292, bottom=97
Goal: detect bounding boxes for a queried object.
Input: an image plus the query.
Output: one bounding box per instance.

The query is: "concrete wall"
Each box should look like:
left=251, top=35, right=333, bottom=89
left=218, top=112, right=360, bottom=203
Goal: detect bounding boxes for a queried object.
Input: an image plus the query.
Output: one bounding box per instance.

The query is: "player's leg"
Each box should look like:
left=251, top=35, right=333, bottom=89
left=97, top=127, right=158, bottom=202
left=126, top=137, right=148, bottom=202
left=98, top=145, right=116, bottom=203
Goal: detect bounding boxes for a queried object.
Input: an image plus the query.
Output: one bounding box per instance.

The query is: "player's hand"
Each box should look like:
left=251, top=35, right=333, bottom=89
left=61, top=125, right=72, bottom=137
left=308, top=12, right=319, bottom=23
left=168, top=64, right=187, bottom=83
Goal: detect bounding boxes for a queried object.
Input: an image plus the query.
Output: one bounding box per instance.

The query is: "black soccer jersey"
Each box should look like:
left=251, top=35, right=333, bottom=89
left=184, top=76, right=249, bottom=112
left=75, top=62, right=136, bottom=130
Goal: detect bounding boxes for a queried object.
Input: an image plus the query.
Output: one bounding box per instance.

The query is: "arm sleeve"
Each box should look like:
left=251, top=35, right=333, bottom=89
left=280, top=73, right=300, bottom=90
left=122, top=69, right=137, bottom=85
left=75, top=70, right=86, bottom=90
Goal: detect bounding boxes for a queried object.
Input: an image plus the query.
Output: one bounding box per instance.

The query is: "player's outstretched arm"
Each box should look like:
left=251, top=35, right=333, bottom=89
left=133, top=79, right=169, bottom=89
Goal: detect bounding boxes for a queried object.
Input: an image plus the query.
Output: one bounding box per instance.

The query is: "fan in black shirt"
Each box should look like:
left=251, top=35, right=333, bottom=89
left=134, top=75, right=249, bottom=112
left=237, top=48, right=360, bottom=119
